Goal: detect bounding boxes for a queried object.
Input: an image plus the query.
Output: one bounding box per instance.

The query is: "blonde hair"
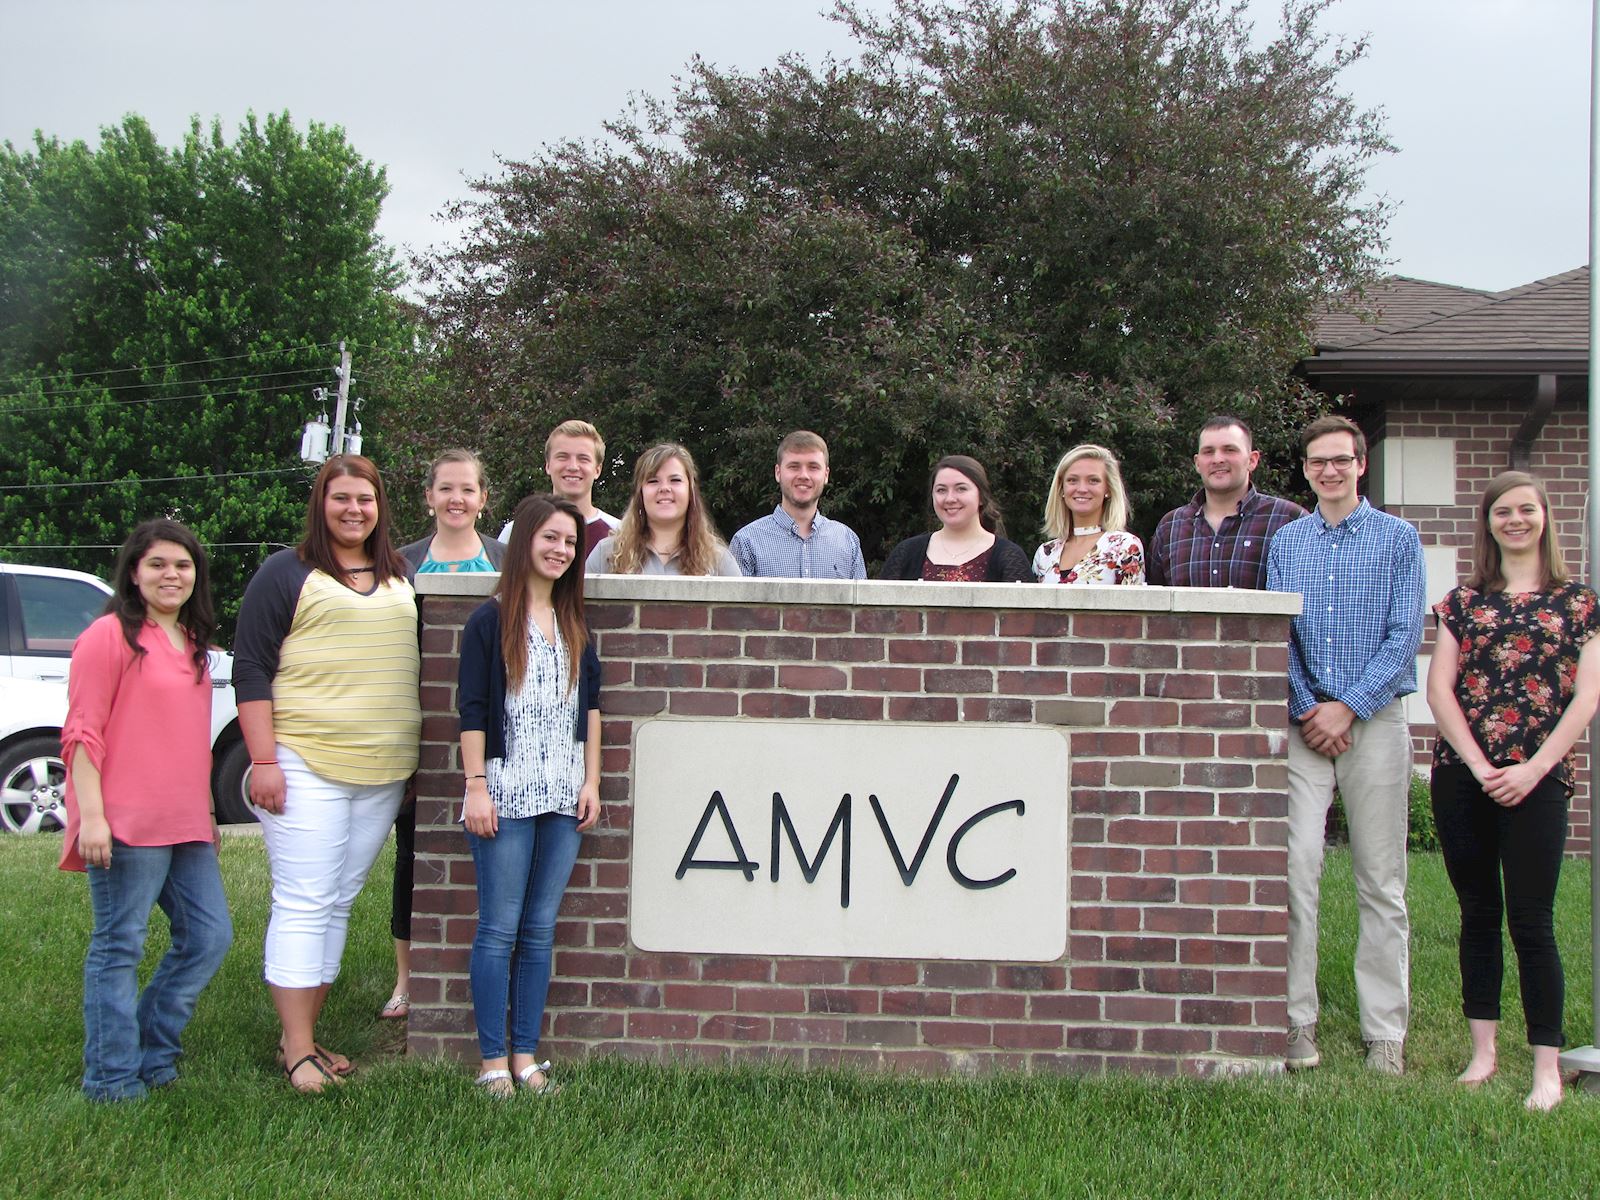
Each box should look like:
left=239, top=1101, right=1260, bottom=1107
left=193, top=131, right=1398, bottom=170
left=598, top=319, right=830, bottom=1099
left=1044, top=444, right=1130, bottom=540
left=545, top=419, right=606, bottom=464
left=425, top=447, right=486, bottom=491
left=609, top=443, right=729, bottom=576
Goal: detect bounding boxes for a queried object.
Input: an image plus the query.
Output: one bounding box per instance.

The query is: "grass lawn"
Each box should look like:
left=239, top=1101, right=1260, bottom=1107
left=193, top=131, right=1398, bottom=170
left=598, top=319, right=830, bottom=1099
left=1, top=833, right=1597, bottom=1199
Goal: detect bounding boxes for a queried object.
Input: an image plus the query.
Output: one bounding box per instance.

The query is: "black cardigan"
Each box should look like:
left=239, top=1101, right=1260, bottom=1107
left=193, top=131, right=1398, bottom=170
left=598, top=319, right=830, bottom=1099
left=458, top=599, right=602, bottom=761
left=877, top=532, right=1034, bottom=582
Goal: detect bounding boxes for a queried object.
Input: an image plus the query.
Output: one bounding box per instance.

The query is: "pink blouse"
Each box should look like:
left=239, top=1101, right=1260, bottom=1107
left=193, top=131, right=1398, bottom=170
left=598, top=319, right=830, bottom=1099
left=58, top=615, right=214, bottom=871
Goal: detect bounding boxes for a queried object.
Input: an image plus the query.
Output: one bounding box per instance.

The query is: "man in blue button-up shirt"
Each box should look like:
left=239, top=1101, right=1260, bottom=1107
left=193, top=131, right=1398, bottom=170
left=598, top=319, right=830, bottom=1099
left=729, top=431, right=867, bottom=580
left=1267, top=414, right=1426, bottom=1077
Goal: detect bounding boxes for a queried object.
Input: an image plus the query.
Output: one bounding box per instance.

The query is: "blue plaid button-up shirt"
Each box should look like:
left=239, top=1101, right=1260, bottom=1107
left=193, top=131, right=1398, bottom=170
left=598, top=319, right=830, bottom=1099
left=729, top=506, right=867, bottom=580
left=1267, top=499, right=1426, bottom=721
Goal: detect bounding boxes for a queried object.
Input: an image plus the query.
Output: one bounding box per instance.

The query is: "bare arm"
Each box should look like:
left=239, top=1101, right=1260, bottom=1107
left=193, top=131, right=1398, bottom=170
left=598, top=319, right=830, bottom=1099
left=577, top=709, right=602, bottom=832
left=1425, top=625, right=1494, bottom=778
left=461, top=729, right=495, bottom=838
left=71, top=753, right=112, bottom=868
left=238, top=699, right=285, bottom=814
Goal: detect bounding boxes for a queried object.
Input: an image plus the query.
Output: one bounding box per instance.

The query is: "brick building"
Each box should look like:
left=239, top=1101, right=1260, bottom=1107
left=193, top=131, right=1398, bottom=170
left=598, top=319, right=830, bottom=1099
left=1299, top=265, right=1592, bottom=852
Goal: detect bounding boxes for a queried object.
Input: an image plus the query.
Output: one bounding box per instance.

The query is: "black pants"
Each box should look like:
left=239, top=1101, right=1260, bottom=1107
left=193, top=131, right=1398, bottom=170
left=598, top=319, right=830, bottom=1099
left=1430, top=763, right=1567, bottom=1047
left=390, top=802, right=414, bottom=942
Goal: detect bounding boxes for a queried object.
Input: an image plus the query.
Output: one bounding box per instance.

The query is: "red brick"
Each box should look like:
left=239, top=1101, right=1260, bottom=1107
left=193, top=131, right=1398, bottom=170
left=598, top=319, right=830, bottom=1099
left=663, top=983, right=737, bottom=1009
left=1108, top=700, right=1180, bottom=725
left=1108, top=642, right=1179, bottom=669
left=1216, top=969, right=1286, bottom=996
left=925, top=668, right=993, bottom=693
left=707, top=662, right=774, bottom=691
left=1217, top=908, right=1287, bottom=936
left=1216, top=848, right=1288, bottom=875
left=963, top=640, right=1033, bottom=665
left=745, top=635, right=816, bottom=660
left=772, top=1017, right=846, bottom=1044
left=927, top=610, right=997, bottom=636
left=888, top=696, right=960, bottom=721
left=593, top=982, right=661, bottom=1008
left=1104, top=935, right=1177, bottom=962
left=954, top=992, right=1027, bottom=1019
left=1141, top=967, right=1214, bottom=994
left=1141, top=849, right=1215, bottom=875
left=999, top=611, right=1074, bottom=637
left=783, top=607, right=854, bottom=633
left=670, top=692, right=740, bottom=717
left=817, top=695, right=885, bottom=720
left=602, top=691, right=668, bottom=716
left=1072, top=846, right=1142, bottom=872
left=635, top=661, right=705, bottom=688
left=1180, top=999, right=1253, bottom=1025
left=638, top=605, right=707, bottom=630
left=1072, top=613, right=1144, bottom=639
left=998, top=670, right=1070, bottom=695
left=779, top=665, right=849, bottom=690
left=627, top=954, right=699, bottom=980
left=854, top=608, right=922, bottom=634
left=815, top=637, right=886, bottom=662
left=962, top=698, right=1034, bottom=721
left=1067, top=1025, right=1138, bottom=1052
left=1107, top=818, right=1178, bottom=844
left=1147, top=615, right=1216, bottom=640
left=1219, top=616, right=1289, bottom=642
left=554, top=1011, right=625, bottom=1038
left=1069, top=965, right=1140, bottom=991
left=1217, top=1029, right=1285, bottom=1057
left=1106, top=875, right=1177, bottom=903
left=742, top=693, right=812, bottom=718
left=700, top=1015, right=773, bottom=1041
left=1180, top=703, right=1251, bottom=727
left=672, top=634, right=742, bottom=657
left=808, top=988, right=880, bottom=1014
left=555, top=950, right=626, bottom=978
left=1179, top=938, right=1250, bottom=965
left=1141, top=1027, right=1213, bottom=1054
left=845, top=1019, right=919, bottom=1046
left=921, top=1021, right=994, bottom=1047
left=629, top=1012, right=700, bottom=1038
left=888, top=638, right=958, bottom=664
left=922, top=962, right=994, bottom=988
left=586, top=602, right=635, bottom=629
left=775, top=960, right=846, bottom=985
left=849, top=961, right=919, bottom=986
left=1036, top=641, right=1107, bottom=666
left=1072, top=905, right=1141, bottom=932
left=994, top=1022, right=1064, bottom=1049
left=1143, top=673, right=1216, bottom=700
left=735, top=987, right=807, bottom=1013
left=1179, top=878, right=1250, bottom=904
left=600, top=632, right=671, bottom=657
left=853, top=666, right=923, bottom=692
left=1104, top=995, right=1178, bottom=1022
left=882, top=990, right=953, bottom=1016
left=1069, top=672, right=1141, bottom=697
left=1031, top=993, right=1103, bottom=1020
left=702, top=956, right=774, bottom=982
left=1071, top=731, right=1141, bottom=756
left=1144, top=791, right=1216, bottom=817
left=1143, top=731, right=1216, bottom=756
left=712, top=606, right=780, bottom=630
left=1143, top=907, right=1216, bottom=935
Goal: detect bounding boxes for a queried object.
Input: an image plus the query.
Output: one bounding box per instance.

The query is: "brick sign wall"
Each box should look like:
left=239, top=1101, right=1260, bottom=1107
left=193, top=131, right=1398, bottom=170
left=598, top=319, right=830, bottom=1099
left=408, top=575, right=1301, bottom=1077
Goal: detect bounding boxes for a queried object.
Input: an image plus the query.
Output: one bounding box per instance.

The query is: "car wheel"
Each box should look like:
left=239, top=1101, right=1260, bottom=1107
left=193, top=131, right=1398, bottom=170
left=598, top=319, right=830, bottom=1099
left=211, top=738, right=257, bottom=825
left=0, top=736, right=68, bottom=835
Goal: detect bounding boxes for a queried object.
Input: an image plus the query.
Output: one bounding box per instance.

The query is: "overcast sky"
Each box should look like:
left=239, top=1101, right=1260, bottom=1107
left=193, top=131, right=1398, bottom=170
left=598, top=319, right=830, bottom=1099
left=1, top=0, right=1590, bottom=295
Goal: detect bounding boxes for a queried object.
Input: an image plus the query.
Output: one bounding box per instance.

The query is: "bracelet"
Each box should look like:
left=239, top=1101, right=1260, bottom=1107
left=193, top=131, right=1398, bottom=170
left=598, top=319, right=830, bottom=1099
left=251, top=760, right=279, bottom=767
left=467, top=774, right=487, bottom=780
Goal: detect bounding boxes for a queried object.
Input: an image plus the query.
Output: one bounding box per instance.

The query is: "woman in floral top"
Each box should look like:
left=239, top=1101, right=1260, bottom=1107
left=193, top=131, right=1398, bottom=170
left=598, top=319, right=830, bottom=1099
left=1427, top=470, right=1600, bottom=1112
left=1032, top=444, right=1145, bottom=584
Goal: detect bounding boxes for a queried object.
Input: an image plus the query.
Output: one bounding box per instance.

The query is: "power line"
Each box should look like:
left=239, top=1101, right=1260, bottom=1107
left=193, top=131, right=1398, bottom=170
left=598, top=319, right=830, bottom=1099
left=0, top=467, right=306, bottom=493
left=0, top=379, right=323, bottom=418
left=0, top=342, right=350, bottom=392
left=0, top=542, right=293, bottom=551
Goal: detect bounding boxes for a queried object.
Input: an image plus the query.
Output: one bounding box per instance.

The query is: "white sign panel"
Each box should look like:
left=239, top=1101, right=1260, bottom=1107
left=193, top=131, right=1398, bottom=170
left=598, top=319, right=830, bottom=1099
left=629, top=720, right=1069, bottom=961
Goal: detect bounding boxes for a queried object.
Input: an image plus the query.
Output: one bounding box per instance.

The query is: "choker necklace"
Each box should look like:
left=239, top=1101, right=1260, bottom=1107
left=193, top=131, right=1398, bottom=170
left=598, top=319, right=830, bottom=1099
left=343, top=565, right=374, bottom=574
left=1073, top=525, right=1102, bottom=537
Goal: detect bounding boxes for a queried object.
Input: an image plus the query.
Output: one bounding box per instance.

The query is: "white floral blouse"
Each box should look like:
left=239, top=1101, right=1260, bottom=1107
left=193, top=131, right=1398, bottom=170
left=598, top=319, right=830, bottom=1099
left=1033, top=530, right=1146, bottom=585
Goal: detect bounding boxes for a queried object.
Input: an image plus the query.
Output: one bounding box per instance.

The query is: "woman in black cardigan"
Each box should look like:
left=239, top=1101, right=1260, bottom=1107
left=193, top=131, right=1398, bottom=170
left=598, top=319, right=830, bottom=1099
left=879, top=455, right=1033, bottom=583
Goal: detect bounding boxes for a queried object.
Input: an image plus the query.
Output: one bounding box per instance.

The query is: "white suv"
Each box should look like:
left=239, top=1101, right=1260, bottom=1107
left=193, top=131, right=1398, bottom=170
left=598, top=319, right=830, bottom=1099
left=0, top=563, right=253, bottom=833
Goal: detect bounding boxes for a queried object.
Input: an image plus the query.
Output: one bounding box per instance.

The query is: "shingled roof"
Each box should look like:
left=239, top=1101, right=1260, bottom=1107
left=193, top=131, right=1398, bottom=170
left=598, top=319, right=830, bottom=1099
left=1308, top=266, right=1589, bottom=373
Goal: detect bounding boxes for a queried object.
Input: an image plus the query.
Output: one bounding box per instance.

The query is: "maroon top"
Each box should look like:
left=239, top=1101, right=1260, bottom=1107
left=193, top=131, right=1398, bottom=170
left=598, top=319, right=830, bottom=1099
left=922, top=548, right=993, bottom=582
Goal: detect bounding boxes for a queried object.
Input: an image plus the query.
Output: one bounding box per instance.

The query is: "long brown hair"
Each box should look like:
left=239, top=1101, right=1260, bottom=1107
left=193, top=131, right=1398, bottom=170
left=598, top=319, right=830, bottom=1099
left=497, top=495, right=588, bottom=693
left=299, top=455, right=407, bottom=586
left=609, top=443, right=728, bottom=576
left=1466, top=470, right=1569, bottom=591
left=107, top=519, right=215, bottom=682
left=930, top=454, right=1006, bottom=538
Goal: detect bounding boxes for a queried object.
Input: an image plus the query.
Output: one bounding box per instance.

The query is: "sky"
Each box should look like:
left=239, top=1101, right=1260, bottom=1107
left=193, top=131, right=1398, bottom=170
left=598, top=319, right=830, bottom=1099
left=0, top=0, right=1591, bottom=295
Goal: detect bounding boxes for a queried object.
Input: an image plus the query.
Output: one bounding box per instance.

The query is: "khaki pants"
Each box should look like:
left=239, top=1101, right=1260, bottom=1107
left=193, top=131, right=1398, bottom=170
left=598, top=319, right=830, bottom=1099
left=1286, top=700, right=1411, bottom=1043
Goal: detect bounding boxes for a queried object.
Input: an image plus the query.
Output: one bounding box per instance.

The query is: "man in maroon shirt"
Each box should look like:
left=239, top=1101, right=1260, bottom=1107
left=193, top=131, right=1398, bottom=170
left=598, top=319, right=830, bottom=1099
left=500, top=420, right=620, bottom=553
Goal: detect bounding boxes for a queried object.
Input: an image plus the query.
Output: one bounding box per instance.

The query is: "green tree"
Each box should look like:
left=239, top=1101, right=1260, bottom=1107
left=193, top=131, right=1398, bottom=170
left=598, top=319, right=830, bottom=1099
left=0, top=112, right=412, bottom=630
left=413, top=0, right=1388, bottom=556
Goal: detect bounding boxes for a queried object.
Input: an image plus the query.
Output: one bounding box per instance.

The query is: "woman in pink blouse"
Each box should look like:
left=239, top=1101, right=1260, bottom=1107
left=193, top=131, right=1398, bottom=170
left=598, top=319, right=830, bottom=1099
left=60, top=520, right=232, bottom=1101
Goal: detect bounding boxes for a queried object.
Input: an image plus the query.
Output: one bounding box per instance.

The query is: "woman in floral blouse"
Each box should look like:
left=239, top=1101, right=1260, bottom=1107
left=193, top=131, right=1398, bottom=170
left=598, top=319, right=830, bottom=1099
left=1427, top=470, right=1600, bottom=1112
left=1032, top=444, right=1145, bottom=584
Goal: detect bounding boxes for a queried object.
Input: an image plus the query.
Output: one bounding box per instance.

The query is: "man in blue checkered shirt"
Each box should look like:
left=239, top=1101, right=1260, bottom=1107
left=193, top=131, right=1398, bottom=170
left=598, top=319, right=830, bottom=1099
left=729, top=431, right=867, bottom=580
left=1146, top=415, right=1305, bottom=589
left=1267, top=414, right=1426, bottom=1078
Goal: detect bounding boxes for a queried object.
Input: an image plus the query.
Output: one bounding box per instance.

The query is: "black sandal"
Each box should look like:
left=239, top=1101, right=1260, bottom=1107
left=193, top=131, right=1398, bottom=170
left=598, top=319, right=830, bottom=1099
left=285, top=1052, right=339, bottom=1093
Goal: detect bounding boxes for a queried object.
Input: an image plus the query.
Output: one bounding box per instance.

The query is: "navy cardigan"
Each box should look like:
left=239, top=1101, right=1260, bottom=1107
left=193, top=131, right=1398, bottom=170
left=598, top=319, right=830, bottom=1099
left=458, top=599, right=602, bottom=761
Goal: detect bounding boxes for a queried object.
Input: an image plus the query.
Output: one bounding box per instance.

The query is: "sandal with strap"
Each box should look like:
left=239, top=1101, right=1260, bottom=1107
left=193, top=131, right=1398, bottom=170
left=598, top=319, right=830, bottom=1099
left=517, top=1060, right=561, bottom=1096
left=285, top=1052, right=339, bottom=1094
left=475, top=1069, right=515, bottom=1100
left=379, top=993, right=410, bottom=1020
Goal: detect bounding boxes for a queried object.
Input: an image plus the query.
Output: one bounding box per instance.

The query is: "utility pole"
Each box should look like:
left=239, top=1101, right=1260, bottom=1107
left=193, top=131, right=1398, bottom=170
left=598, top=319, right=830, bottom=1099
left=330, top=342, right=353, bottom=453
left=299, top=342, right=363, bottom=463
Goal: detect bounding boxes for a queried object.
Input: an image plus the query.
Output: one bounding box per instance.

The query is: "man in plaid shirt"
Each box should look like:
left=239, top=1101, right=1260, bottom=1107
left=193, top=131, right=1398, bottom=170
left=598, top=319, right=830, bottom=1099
left=1146, top=415, right=1305, bottom=589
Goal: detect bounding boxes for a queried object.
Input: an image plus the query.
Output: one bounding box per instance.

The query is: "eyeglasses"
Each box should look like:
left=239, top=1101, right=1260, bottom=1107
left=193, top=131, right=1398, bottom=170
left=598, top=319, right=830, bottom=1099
left=1305, top=455, right=1360, bottom=471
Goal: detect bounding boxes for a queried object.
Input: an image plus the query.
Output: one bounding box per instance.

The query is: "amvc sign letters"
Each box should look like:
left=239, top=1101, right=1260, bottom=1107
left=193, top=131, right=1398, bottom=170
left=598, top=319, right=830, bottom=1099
left=630, top=721, right=1069, bottom=961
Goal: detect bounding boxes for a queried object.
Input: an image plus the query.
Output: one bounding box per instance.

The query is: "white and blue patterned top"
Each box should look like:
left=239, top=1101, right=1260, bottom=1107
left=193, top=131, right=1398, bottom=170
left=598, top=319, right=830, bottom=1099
left=1267, top=498, right=1426, bottom=721
left=485, top=616, right=583, bottom=819
left=728, top=506, right=867, bottom=579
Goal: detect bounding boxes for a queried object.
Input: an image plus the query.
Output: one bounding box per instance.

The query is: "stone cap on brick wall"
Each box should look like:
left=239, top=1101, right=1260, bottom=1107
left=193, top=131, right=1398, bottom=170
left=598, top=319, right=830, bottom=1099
left=414, top=573, right=1302, bottom=616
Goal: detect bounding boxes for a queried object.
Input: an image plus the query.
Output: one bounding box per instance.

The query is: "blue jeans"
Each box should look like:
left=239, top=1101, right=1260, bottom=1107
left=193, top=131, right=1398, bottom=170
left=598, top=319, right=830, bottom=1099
left=467, top=813, right=582, bottom=1060
left=83, top=841, right=233, bottom=1101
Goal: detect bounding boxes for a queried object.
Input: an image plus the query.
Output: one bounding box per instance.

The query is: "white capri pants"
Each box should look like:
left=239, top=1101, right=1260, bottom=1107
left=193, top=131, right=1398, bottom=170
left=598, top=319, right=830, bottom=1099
left=256, top=745, right=406, bottom=989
